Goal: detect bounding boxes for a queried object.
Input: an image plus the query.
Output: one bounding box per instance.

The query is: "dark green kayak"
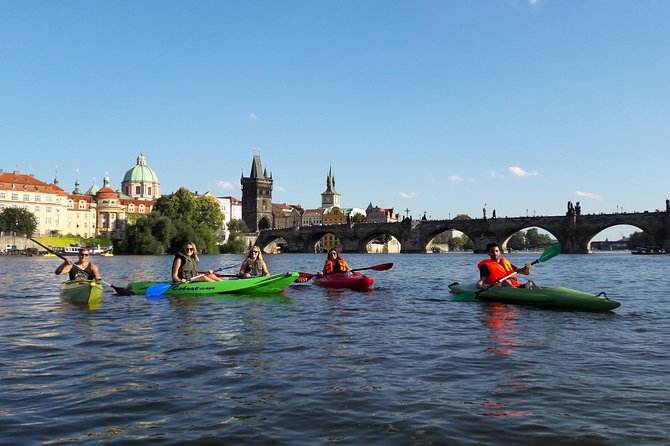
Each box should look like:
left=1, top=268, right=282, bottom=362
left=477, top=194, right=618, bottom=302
left=128, top=272, right=299, bottom=296
left=448, top=282, right=621, bottom=312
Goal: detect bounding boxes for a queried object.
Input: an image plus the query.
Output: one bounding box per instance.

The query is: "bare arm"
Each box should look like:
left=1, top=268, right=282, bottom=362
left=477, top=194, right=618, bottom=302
left=90, top=263, right=102, bottom=281
left=172, top=258, right=183, bottom=283
left=55, top=258, right=73, bottom=275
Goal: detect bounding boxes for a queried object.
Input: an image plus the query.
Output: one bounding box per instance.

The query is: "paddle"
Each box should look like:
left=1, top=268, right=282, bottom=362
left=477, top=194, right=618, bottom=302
left=198, top=264, right=240, bottom=276
left=451, top=244, right=561, bottom=302
left=296, top=262, right=394, bottom=283
left=29, top=237, right=134, bottom=296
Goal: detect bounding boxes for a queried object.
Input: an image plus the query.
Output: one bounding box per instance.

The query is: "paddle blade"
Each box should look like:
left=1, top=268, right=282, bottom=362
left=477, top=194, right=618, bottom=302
left=146, top=283, right=171, bottom=298
left=370, top=262, right=394, bottom=271
left=295, top=273, right=315, bottom=283
left=111, top=284, right=134, bottom=296
left=538, top=244, right=561, bottom=263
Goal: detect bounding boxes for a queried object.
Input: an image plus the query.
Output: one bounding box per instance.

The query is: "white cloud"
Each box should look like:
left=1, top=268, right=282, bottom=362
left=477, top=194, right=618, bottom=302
left=275, top=185, right=286, bottom=193
left=249, top=112, right=258, bottom=120
left=399, top=191, right=417, bottom=199
left=508, top=166, right=538, bottom=177
left=216, top=180, right=238, bottom=190
left=449, top=175, right=464, bottom=182
left=529, top=0, right=540, bottom=6
left=576, top=191, right=602, bottom=200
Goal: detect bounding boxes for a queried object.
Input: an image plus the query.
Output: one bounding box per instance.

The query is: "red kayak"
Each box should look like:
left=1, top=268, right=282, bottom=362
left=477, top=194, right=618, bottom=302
left=313, top=272, right=374, bottom=290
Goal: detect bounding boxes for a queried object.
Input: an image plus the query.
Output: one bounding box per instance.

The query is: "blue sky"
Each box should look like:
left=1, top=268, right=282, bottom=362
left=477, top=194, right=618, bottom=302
left=2, top=1, right=668, bottom=241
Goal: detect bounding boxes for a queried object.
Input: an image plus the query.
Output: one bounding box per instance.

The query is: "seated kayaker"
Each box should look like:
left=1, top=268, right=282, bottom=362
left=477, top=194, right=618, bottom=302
left=319, top=248, right=352, bottom=276
left=477, top=242, right=536, bottom=289
left=239, top=246, right=270, bottom=278
left=55, top=247, right=102, bottom=281
left=172, top=241, right=222, bottom=283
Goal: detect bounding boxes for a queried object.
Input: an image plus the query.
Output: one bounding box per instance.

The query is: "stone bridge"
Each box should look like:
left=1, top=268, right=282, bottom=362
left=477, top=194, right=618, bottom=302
left=254, top=211, right=670, bottom=254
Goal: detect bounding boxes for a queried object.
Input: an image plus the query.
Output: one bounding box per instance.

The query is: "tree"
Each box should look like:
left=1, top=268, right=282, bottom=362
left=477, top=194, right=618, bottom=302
left=352, top=213, right=366, bottom=223
left=447, top=234, right=473, bottom=251
left=195, top=194, right=224, bottom=229
left=220, top=219, right=249, bottom=253
left=118, top=213, right=175, bottom=254
left=121, top=187, right=225, bottom=255
left=0, top=207, right=38, bottom=236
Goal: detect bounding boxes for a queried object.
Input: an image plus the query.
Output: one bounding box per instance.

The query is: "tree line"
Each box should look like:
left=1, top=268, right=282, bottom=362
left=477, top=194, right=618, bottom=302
left=117, top=187, right=249, bottom=254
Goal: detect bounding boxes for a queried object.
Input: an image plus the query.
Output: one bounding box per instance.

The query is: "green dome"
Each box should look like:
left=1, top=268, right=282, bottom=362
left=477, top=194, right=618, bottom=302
left=123, top=154, right=159, bottom=183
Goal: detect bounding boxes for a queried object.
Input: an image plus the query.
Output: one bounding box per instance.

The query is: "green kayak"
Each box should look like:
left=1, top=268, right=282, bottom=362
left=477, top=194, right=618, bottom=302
left=60, top=279, right=104, bottom=304
left=448, top=282, right=621, bottom=312
left=128, top=272, right=299, bottom=296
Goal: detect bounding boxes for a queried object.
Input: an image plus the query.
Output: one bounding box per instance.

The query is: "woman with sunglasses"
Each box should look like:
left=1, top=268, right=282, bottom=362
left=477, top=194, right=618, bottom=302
left=55, top=248, right=102, bottom=281
left=172, top=241, right=222, bottom=283
left=321, top=248, right=351, bottom=275
left=239, top=246, right=270, bottom=278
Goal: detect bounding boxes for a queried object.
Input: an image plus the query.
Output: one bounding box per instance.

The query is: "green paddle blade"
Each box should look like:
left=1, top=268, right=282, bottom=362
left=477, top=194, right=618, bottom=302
left=538, top=244, right=561, bottom=263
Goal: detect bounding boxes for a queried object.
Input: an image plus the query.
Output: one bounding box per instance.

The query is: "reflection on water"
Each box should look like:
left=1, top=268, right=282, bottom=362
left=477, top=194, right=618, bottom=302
left=479, top=302, right=532, bottom=417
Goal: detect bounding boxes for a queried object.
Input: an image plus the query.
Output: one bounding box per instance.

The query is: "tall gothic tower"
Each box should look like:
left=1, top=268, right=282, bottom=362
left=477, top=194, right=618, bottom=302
left=321, top=166, right=341, bottom=208
left=241, top=154, right=273, bottom=231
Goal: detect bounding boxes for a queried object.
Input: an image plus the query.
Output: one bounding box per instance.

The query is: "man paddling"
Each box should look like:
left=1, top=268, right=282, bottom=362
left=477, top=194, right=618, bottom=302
left=476, top=242, right=536, bottom=290
left=55, top=247, right=102, bottom=281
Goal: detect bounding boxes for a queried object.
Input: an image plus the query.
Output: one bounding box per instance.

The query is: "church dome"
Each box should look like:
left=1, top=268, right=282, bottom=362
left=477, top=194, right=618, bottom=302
left=123, top=154, right=159, bottom=183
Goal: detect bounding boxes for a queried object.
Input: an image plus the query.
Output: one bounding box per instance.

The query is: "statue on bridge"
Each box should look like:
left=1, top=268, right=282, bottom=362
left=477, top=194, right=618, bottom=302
left=567, top=201, right=574, bottom=216
left=666, top=198, right=670, bottom=213
left=575, top=202, right=581, bottom=216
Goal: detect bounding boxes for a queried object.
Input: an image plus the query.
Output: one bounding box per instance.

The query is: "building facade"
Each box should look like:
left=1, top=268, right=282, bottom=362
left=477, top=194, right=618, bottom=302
left=209, top=194, right=242, bottom=242
left=0, top=170, right=68, bottom=236
left=122, top=154, right=161, bottom=200
left=321, top=166, right=341, bottom=208
left=241, top=154, right=273, bottom=232
left=1, top=155, right=158, bottom=239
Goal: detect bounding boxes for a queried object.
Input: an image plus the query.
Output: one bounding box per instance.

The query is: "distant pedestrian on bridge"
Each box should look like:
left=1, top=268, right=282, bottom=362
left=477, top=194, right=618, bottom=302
left=476, top=242, right=536, bottom=289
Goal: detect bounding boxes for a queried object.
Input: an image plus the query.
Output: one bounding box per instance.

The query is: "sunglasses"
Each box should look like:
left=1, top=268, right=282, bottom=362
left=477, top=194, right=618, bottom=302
left=251, top=250, right=260, bottom=254
left=79, top=253, right=89, bottom=257
left=186, top=247, right=195, bottom=252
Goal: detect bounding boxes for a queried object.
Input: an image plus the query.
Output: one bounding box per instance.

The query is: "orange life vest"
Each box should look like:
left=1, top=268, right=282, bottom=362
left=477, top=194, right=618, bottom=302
left=477, top=258, right=520, bottom=287
left=324, top=256, right=350, bottom=274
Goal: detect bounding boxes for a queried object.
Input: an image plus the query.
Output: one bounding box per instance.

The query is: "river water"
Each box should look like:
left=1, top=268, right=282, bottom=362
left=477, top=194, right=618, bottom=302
left=1, top=252, right=668, bottom=445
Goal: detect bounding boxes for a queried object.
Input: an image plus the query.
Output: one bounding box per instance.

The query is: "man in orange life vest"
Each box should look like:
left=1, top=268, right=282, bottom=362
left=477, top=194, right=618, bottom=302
left=476, top=242, right=533, bottom=289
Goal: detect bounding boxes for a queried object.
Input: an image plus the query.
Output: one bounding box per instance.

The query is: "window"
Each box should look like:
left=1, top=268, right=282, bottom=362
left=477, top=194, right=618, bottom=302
left=78, top=200, right=86, bottom=209
left=139, top=204, right=145, bottom=213
left=11, top=193, right=18, bottom=200
left=46, top=196, right=52, bottom=202
left=46, top=207, right=52, bottom=213
left=128, top=204, right=135, bottom=212
left=148, top=187, right=152, bottom=196
left=46, top=217, right=52, bottom=224
left=35, top=205, right=40, bottom=212
left=135, top=186, right=141, bottom=195
left=35, top=195, right=41, bottom=202
left=0, top=192, right=4, bottom=198
left=23, top=194, right=30, bottom=201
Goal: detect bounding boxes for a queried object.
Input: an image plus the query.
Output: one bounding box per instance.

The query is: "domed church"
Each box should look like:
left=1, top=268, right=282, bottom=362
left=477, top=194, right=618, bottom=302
left=121, top=154, right=160, bottom=200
